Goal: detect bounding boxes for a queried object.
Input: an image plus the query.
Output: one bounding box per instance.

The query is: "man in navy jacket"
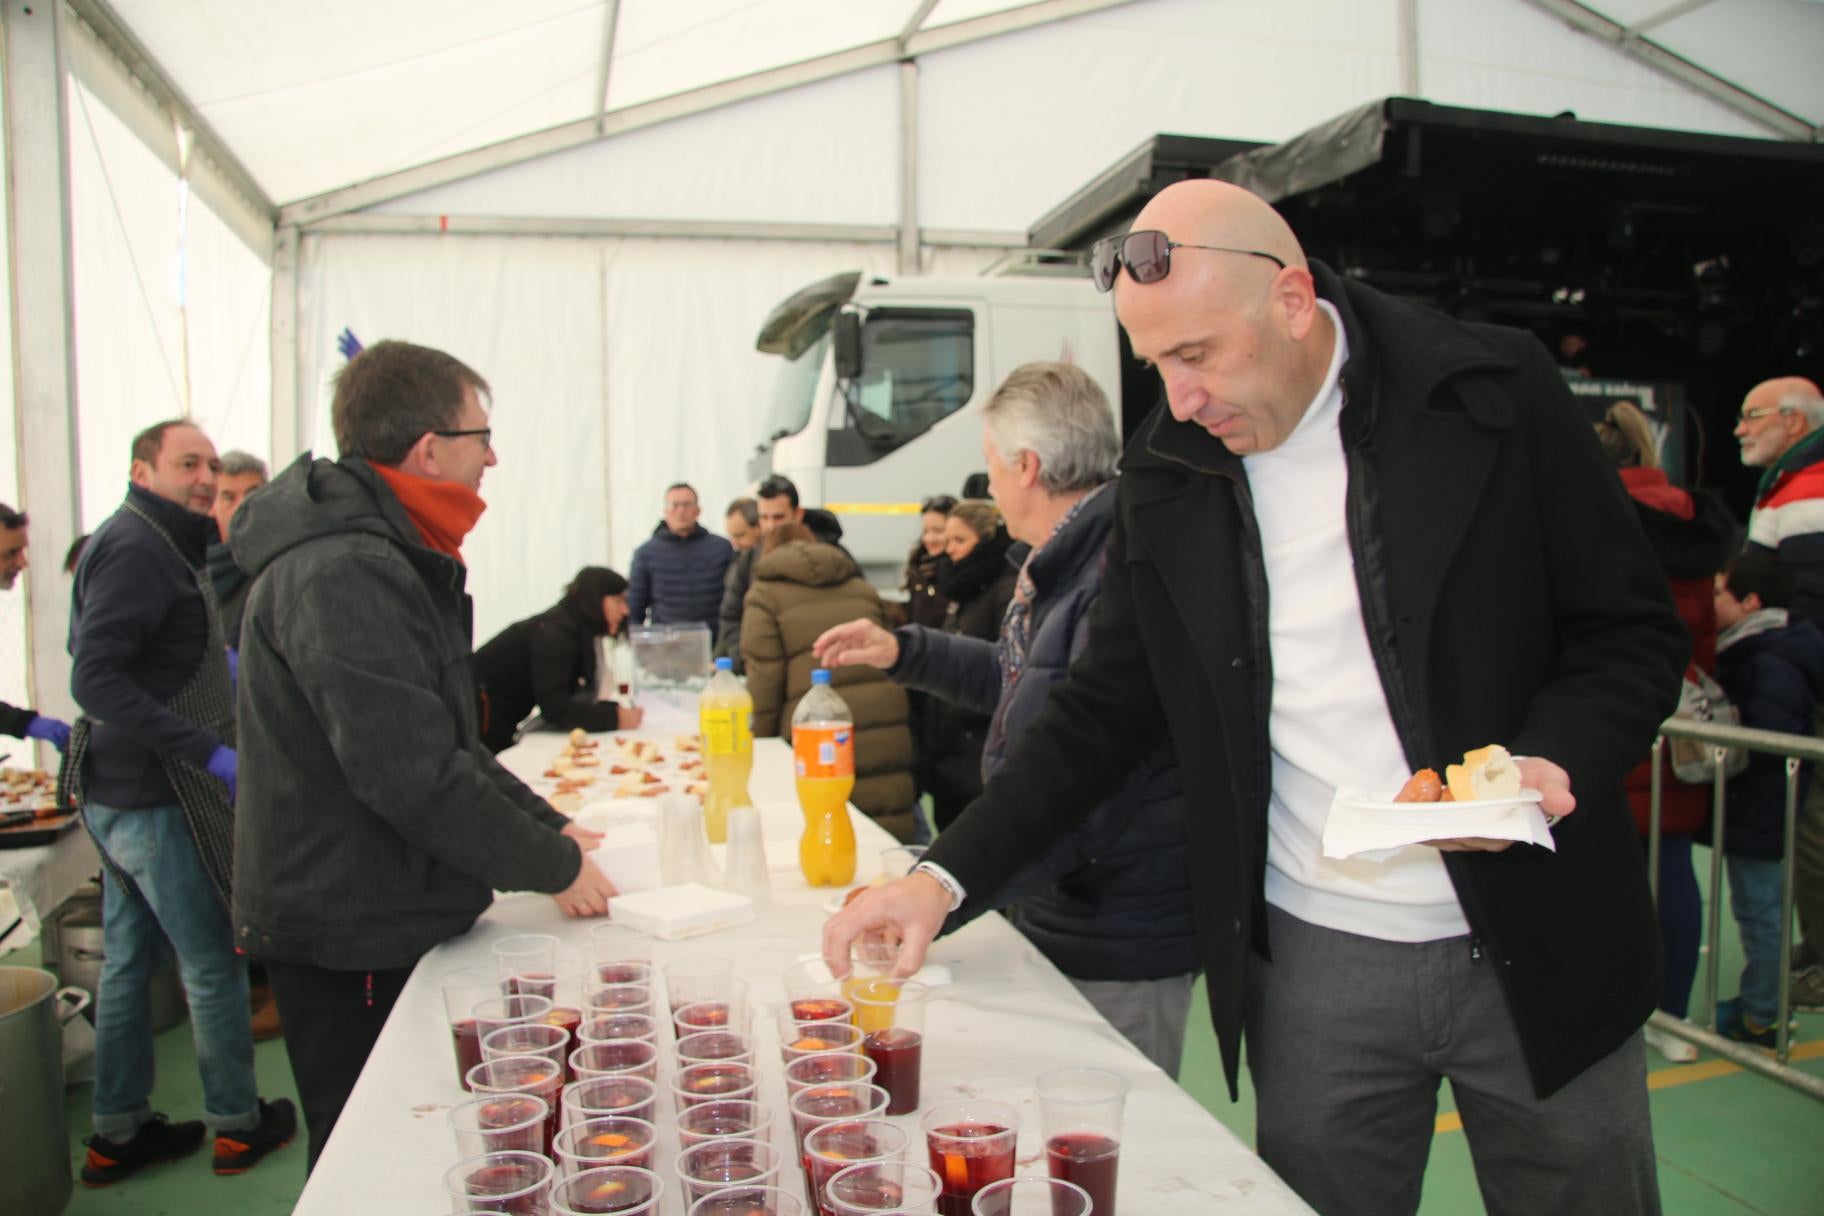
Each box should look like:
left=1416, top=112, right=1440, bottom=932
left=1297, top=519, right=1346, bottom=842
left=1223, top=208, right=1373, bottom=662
left=625, top=483, right=732, bottom=640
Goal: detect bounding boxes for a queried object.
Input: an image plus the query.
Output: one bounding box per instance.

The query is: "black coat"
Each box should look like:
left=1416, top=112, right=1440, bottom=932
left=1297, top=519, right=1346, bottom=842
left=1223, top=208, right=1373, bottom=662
left=1708, top=617, right=1824, bottom=860
left=923, top=261, right=1688, bottom=1100
left=902, top=546, right=951, bottom=631
left=473, top=594, right=622, bottom=754
left=921, top=530, right=1016, bottom=827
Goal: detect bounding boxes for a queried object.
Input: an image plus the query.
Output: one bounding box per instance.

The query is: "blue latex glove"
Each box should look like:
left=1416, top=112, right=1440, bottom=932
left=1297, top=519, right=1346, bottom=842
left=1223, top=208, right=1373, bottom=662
left=205, top=745, right=237, bottom=802
left=24, top=715, right=70, bottom=752
left=336, top=328, right=364, bottom=361
left=226, top=647, right=239, bottom=688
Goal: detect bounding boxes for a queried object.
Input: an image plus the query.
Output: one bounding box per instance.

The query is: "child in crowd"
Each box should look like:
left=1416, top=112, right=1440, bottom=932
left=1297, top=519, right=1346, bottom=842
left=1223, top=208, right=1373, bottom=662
left=1709, top=550, right=1824, bottom=1045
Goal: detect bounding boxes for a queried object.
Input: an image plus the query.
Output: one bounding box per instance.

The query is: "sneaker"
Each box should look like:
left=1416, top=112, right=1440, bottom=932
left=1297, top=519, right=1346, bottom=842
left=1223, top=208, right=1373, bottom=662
left=212, top=1098, right=297, bottom=1175
left=1715, top=997, right=1778, bottom=1048
left=1791, top=964, right=1824, bottom=1013
left=1644, top=1023, right=1699, bottom=1063
left=81, top=1113, right=206, bottom=1186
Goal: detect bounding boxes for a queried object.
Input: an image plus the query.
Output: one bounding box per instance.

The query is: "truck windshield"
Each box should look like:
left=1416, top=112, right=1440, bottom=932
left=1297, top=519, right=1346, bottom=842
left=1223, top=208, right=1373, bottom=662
left=761, top=332, right=828, bottom=446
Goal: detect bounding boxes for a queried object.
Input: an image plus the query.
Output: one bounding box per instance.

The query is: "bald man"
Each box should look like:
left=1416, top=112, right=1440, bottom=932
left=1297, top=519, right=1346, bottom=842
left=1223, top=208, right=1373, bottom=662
left=826, top=181, right=1686, bottom=1216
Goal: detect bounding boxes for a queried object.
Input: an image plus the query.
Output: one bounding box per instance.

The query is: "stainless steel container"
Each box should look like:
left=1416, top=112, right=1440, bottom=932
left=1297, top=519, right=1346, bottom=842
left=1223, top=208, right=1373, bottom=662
left=0, top=967, right=76, bottom=1216
left=43, top=890, right=188, bottom=1033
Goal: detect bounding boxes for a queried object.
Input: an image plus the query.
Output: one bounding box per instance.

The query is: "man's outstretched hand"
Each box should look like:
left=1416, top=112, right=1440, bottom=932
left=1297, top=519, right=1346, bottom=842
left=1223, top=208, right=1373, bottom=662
left=822, top=871, right=953, bottom=978
left=1427, top=754, right=1575, bottom=853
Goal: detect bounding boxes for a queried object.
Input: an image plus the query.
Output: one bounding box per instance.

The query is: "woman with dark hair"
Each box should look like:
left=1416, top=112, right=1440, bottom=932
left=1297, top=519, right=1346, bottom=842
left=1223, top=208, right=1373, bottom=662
left=903, top=495, right=957, bottom=631
left=924, top=501, right=1017, bottom=831
left=1595, top=400, right=1735, bottom=1061
left=473, top=566, right=641, bottom=753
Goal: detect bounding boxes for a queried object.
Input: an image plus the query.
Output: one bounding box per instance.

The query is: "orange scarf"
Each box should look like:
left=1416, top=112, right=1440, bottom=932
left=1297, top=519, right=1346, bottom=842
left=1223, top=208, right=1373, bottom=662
left=370, top=463, right=486, bottom=562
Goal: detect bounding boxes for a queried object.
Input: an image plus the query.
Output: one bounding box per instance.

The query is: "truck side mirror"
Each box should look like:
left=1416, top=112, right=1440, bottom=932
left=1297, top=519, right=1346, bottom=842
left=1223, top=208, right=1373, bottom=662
left=832, top=310, right=863, bottom=380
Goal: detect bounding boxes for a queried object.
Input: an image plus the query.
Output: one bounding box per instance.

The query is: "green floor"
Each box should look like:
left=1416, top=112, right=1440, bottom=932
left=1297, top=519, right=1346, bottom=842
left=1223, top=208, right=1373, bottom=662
left=21, top=843, right=1824, bottom=1215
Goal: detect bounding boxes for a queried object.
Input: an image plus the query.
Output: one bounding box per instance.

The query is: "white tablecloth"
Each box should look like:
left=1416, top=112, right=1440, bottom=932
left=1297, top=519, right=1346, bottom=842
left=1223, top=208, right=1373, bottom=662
left=293, top=729, right=1311, bottom=1215
left=0, top=822, right=97, bottom=944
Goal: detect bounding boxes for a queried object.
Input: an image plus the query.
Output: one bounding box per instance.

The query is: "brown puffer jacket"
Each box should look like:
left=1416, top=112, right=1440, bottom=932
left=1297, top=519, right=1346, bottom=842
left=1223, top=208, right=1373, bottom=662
left=741, top=541, right=917, bottom=842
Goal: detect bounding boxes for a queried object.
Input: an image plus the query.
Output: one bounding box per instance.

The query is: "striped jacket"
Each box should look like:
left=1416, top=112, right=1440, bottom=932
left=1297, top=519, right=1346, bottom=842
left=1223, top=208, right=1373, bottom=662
left=1748, top=433, right=1824, bottom=623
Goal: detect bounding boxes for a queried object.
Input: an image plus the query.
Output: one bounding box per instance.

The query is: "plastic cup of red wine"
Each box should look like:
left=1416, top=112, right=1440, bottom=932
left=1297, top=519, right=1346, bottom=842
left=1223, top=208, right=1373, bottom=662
left=578, top=1013, right=659, bottom=1046
left=848, top=979, right=927, bottom=1117
left=921, top=1101, right=1020, bottom=1216
left=443, top=964, right=505, bottom=1090
left=687, top=1185, right=808, bottom=1216
left=1035, top=1066, right=1127, bottom=1216
left=571, top=1039, right=660, bottom=1083
left=442, top=1149, right=553, bottom=1216
left=968, top=1177, right=1090, bottom=1216
left=825, top=1161, right=944, bottom=1215
left=674, top=1136, right=786, bottom=1204
left=805, top=1119, right=909, bottom=1215
left=552, top=1115, right=658, bottom=1178
left=548, top=1164, right=664, bottom=1215
left=674, top=1098, right=776, bottom=1149
left=562, top=1075, right=659, bottom=1129
left=494, top=934, right=560, bottom=1000
left=784, top=1050, right=877, bottom=1096
left=448, top=1093, right=549, bottom=1159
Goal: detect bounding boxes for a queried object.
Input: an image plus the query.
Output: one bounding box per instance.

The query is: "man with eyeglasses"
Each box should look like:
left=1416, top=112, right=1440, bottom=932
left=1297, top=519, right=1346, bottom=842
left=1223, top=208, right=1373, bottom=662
left=625, top=482, right=734, bottom=640
left=828, top=180, right=1687, bottom=1216
left=228, top=339, right=616, bottom=1170
left=1737, top=375, right=1824, bottom=1015
left=0, top=504, right=72, bottom=754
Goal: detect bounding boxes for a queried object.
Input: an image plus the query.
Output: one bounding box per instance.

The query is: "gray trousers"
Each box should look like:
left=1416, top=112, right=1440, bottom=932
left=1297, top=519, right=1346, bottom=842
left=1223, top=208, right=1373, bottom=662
left=1244, top=905, right=1659, bottom=1216
left=1070, top=972, right=1196, bottom=1079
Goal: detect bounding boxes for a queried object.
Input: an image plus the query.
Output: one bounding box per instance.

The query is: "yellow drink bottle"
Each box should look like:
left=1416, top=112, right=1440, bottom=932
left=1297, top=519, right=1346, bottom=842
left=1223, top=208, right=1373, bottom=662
left=698, top=657, right=753, bottom=844
left=792, top=669, right=857, bottom=887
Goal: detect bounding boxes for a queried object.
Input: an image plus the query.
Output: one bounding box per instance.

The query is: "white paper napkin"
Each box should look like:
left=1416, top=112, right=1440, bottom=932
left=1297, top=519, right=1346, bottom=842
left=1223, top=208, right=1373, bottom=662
left=1322, top=786, right=1556, bottom=861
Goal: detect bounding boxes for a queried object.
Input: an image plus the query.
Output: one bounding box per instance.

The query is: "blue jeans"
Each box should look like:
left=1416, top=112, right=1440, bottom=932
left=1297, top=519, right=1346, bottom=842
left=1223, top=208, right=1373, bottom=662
left=1647, top=834, right=1702, bottom=1018
left=1727, top=854, right=1786, bottom=1027
left=87, top=803, right=257, bottom=1136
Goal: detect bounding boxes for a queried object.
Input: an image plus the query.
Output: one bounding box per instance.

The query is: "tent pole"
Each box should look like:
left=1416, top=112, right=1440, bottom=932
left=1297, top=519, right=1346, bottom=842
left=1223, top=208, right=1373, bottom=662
left=270, top=226, right=303, bottom=466
left=1, top=0, right=84, bottom=732
left=898, top=60, right=920, bottom=276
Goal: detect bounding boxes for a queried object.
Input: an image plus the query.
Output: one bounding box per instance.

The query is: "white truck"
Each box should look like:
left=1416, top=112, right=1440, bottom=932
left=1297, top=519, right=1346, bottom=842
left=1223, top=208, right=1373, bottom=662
left=749, top=263, right=1135, bottom=584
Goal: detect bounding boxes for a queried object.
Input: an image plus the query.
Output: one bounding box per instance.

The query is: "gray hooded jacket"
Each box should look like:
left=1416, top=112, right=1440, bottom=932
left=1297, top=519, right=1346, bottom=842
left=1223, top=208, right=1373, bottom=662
left=229, top=455, right=581, bottom=970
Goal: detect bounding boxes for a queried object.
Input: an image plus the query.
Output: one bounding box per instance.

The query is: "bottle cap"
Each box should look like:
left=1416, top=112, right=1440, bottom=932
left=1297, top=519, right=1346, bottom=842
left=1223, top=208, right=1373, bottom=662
left=811, top=668, right=831, bottom=685
left=715, top=657, right=733, bottom=672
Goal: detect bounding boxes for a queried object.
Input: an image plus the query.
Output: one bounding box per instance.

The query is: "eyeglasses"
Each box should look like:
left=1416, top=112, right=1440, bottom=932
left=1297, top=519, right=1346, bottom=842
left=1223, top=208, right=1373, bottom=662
left=1090, top=229, right=1287, bottom=293
left=1739, top=407, right=1781, bottom=423
left=434, top=427, right=493, bottom=450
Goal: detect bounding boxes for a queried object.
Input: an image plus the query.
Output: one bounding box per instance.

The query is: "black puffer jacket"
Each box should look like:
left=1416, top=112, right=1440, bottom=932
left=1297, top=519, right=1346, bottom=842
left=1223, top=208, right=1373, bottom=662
left=892, top=485, right=1195, bottom=981
left=921, top=529, right=1016, bottom=830
left=473, top=568, right=628, bottom=753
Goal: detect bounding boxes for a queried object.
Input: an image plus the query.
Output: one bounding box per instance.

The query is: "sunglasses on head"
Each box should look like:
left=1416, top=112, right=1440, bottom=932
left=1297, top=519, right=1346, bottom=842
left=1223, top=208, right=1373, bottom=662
left=1089, top=229, right=1287, bottom=293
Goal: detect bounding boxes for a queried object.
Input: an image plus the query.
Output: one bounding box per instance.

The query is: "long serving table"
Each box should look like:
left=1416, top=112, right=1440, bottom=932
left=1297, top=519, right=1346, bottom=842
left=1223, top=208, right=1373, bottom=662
left=293, top=724, right=1311, bottom=1214
left=0, top=822, right=97, bottom=948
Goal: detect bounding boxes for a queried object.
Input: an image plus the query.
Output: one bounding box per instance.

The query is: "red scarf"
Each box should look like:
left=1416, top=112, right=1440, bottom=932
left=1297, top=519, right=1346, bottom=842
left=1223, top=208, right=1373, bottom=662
left=371, top=463, right=486, bottom=562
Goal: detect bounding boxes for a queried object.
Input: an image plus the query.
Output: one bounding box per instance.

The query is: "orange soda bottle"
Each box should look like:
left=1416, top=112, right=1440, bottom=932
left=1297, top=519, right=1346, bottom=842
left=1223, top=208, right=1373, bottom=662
left=698, top=657, right=754, bottom=844
left=792, top=668, right=857, bottom=887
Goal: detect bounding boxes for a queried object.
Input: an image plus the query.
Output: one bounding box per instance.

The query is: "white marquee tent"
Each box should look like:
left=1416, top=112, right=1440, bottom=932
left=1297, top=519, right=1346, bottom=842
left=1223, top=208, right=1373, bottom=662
left=2, top=0, right=1820, bottom=729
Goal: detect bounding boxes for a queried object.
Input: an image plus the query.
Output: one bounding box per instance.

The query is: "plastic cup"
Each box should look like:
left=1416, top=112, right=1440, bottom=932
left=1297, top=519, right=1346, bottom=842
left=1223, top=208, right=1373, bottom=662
left=552, top=1116, right=658, bottom=1177
left=1035, top=1067, right=1128, bottom=1216
left=879, top=846, right=926, bottom=879
left=467, top=1055, right=565, bottom=1155
left=474, top=994, right=557, bottom=1042
left=790, top=1083, right=891, bottom=1164
left=579, top=1013, right=659, bottom=1045
left=687, top=1186, right=807, bottom=1216
left=495, top=934, right=561, bottom=1000
left=585, top=983, right=655, bottom=1018
left=482, top=1023, right=571, bottom=1076
left=444, top=964, right=506, bottom=1089
left=675, top=991, right=751, bottom=1038
left=806, top=1120, right=909, bottom=1214
left=675, top=1137, right=785, bottom=1204
left=675, top=1098, right=775, bottom=1149
left=571, top=1040, right=660, bottom=1082
left=563, top=1075, right=658, bottom=1128
left=442, top=1149, right=554, bottom=1216
left=921, top=1101, right=1020, bottom=1216
left=825, top=1161, right=944, bottom=1214
left=671, top=1060, right=758, bottom=1108
left=781, top=960, right=845, bottom=1004
left=850, top=980, right=927, bottom=1116
left=587, top=923, right=654, bottom=986
left=784, top=1051, right=878, bottom=1096
left=664, top=957, right=736, bottom=1014
left=780, top=1019, right=864, bottom=1068
left=677, top=1029, right=755, bottom=1068
left=449, top=1093, right=549, bottom=1159
left=548, top=1164, right=663, bottom=1215
left=969, top=1177, right=1091, bottom=1216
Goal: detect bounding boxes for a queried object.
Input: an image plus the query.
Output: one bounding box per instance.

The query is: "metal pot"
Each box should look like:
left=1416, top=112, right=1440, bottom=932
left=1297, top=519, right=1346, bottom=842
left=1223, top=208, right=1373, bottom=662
left=0, top=967, right=89, bottom=1216
left=43, top=890, right=187, bottom=1033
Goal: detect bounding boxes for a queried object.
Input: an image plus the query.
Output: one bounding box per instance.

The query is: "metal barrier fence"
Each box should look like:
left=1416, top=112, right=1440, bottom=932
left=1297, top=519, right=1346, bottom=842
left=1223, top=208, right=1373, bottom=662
left=1649, top=717, right=1824, bottom=1102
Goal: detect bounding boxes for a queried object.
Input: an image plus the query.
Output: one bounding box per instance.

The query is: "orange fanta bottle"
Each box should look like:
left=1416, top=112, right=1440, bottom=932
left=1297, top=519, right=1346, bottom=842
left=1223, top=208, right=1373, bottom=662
left=792, top=668, right=857, bottom=887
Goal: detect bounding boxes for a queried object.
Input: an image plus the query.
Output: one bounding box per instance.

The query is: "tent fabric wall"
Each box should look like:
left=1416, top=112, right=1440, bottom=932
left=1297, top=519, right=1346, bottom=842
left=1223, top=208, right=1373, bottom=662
left=0, top=99, right=25, bottom=716
left=296, top=232, right=899, bottom=645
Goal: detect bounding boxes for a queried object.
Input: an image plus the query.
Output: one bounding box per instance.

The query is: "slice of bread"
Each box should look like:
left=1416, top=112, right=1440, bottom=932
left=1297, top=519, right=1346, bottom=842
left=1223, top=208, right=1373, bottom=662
left=1444, top=744, right=1521, bottom=802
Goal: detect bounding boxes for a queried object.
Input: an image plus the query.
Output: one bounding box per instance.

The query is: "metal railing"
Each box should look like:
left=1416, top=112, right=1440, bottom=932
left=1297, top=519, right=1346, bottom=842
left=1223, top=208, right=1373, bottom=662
left=1648, top=717, right=1824, bottom=1102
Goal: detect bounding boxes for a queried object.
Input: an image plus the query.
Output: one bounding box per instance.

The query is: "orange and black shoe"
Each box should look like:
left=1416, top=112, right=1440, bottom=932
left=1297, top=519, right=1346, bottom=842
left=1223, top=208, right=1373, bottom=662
left=81, top=1113, right=206, bottom=1186
left=212, top=1098, right=298, bottom=1175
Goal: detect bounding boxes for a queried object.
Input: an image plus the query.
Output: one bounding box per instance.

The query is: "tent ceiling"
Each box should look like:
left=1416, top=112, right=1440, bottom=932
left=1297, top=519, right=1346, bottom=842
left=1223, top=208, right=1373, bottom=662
left=76, top=0, right=1822, bottom=217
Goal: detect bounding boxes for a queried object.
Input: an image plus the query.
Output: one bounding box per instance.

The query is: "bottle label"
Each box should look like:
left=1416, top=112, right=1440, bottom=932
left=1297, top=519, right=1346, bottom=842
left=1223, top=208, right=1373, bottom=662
left=702, top=708, right=736, bottom=755
left=794, top=725, right=854, bottom=779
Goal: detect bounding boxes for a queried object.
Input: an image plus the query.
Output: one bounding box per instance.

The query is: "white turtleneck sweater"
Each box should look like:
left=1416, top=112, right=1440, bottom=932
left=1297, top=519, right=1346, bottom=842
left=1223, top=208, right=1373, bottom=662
left=1244, top=302, right=1470, bottom=942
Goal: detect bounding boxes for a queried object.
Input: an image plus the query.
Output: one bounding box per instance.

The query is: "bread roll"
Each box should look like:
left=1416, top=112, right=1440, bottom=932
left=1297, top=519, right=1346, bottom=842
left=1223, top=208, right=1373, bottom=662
left=1444, top=744, right=1521, bottom=802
